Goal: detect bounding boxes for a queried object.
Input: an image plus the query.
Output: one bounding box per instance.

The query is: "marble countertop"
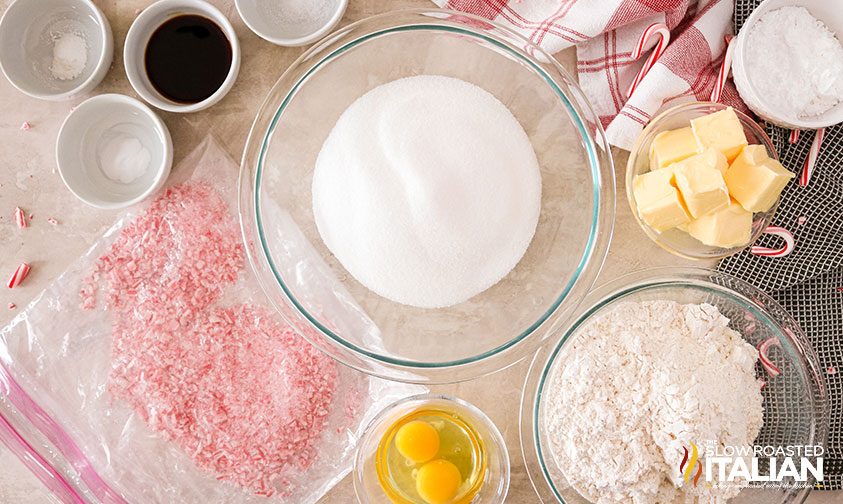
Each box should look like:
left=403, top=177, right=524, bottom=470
left=0, top=0, right=837, bottom=502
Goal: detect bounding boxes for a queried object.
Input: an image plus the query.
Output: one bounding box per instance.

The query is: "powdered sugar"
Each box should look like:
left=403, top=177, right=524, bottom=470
left=744, top=6, right=843, bottom=118
left=544, top=301, right=764, bottom=503
left=80, top=183, right=338, bottom=497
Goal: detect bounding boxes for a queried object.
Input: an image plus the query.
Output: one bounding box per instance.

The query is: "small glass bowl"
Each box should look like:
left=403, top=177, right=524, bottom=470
left=626, top=101, right=780, bottom=260
left=355, top=394, right=510, bottom=504
left=519, top=267, right=828, bottom=504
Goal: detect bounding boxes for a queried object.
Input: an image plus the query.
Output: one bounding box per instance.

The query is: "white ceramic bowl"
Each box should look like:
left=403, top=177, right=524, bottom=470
left=235, top=0, right=347, bottom=46
left=124, top=0, right=240, bottom=113
left=56, top=94, right=173, bottom=209
left=0, top=0, right=113, bottom=101
left=732, top=0, right=843, bottom=129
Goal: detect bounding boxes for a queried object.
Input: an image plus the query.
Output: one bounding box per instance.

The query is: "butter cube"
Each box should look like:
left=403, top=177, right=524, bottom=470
left=648, top=127, right=700, bottom=170
left=690, top=108, right=748, bottom=162
left=725, top=145, right=795, bottom=212
left=687, top=201, right=753, bottom=248
left=633, top=168, right=691, bottom=232
left=673, top=155, right=731, bottom=218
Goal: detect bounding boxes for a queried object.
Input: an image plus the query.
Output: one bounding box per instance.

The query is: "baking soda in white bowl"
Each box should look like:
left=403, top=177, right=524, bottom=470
left=312, top=75, right=542, bottom=309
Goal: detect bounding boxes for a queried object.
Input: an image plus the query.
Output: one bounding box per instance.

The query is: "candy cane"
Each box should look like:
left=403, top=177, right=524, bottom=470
left=757, top=337, right=782, bottom=377
left=19, top=121, right=31, bottom=131
left=626, top=23, right=671, bottom=98
left=750, top=226, right=795, bottom=257
left=799, top=128, right=825, bottom=187
left=709, top=36, right=735, bottom=103
left=14, top=207, right=26, bottom=229
left=789, top=130, right=800, bottom=144
left=6, top=262, right=31, bottom=289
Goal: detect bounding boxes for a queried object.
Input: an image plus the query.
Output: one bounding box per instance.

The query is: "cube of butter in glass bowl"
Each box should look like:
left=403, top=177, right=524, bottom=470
left=626, top=101, right=787, bottom=260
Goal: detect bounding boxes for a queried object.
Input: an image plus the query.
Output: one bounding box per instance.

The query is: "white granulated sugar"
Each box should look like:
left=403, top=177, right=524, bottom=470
left=50, top=32, right=87, bottom=81
left=256, top=0, right=335, bottom=37
left=97, top=131, right=150, bottom=184
left=745, top=6, right=843, bottom=118
left=312, top=75, right=542, bottom=309
left=544, top=301, right=764, bottom=504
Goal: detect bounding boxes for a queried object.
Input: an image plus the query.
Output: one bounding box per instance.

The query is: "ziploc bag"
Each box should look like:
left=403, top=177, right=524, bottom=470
left=0, top=136, right=422, bottom=503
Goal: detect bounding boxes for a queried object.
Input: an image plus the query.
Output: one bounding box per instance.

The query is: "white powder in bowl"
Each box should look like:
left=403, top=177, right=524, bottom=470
left=50, top=32, right=87, bottom=81
left=744, top=6, right=843, bottom=118
left=544, top=301, right=764, bottom=503
left=312, top=75, right=542, bottom=309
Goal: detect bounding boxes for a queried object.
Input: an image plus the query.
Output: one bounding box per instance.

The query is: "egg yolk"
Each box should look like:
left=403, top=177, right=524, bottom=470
left=416, top=459, right=462, bottom=504
left=395, top=420, right=440, bottom=464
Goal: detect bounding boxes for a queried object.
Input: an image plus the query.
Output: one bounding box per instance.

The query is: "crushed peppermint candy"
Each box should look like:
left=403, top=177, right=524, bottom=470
left=47, top=218, right=59, bottom=226
left=7, top=303, right=15, bottom=310
left=14, top=207, right=26, bottom=229
left=20, top=121, right=31, bottom=131
left=7, top=263, right=31, bottom=289
left=80, top=183, right=338, bottom=496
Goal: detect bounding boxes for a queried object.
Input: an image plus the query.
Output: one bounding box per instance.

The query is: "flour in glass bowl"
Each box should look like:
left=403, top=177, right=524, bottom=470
left=544, top=301, right=764, bottom=503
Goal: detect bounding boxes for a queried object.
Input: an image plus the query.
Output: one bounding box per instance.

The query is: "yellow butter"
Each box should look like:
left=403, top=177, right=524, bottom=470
left=673, top=154, right=731, bottom=218
left=687, top=200, right=753, bottom=248
left=648, top=127, right=700, bottom=170
left=633, top=168, right=691, bottom=232
left=725, top=144, right=795, bottom=212
left=690, top=107, right=748, bottom=162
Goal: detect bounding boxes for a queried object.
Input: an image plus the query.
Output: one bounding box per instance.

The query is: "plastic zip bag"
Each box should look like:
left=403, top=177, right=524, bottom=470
left=0, top=136, right=422, bottom=503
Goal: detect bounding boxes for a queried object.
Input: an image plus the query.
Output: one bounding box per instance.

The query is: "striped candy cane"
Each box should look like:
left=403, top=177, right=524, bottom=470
left=709, top=36, right=735, bottom=103
left=625, top=23, right=671, bottom=98
left=789, top=130, right=800, bottom=144
left=757, top=337, right=782, bottom=377
left=6, top=262, right=31, bottom=289
left=751, top=226, right=795, bottom=257
left=799, top=128, right=825, bottom=187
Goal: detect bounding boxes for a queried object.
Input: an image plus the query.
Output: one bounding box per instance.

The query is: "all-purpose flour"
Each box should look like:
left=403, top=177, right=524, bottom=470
left=545, top=301, right=764, bottom=503
left=312, top=75, right=542, bottom=309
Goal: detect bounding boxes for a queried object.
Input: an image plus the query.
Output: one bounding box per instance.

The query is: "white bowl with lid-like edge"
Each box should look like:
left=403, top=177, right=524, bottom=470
left=56, top=94, right=173, bottom=209
left=0, top=0, right=113, bottom=101
left=732, top=0, right=843, bottom=129
left=235, top=0, right=348, bottom=47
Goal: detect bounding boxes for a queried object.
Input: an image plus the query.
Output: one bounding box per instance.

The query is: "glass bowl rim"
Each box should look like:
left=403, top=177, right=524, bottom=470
left=352, top=393, right=511, bottom=504
left=625, top=101, right=780, bottom=261
left=520, top=266, right=829, bottom=503
left=246, top=8, right=615, bottom=370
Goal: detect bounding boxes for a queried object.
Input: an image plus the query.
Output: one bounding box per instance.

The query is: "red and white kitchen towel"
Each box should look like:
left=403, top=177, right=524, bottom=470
left=433, top=0, right=745, bottom=150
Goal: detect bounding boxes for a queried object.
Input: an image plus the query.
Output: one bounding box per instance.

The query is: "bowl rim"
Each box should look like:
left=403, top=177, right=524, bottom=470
left=352, top=393, right=511, bottom=504
left=55, top=93, right=174, bottom=209
left=123, top=0, right=241, bottom=113
left=0, top=0, right=113, bottom=101
left=234, top=0, right=349, bottom=47
left=519, top=266, right=829, bottom=503
left=240, top=8, right=616, bottom=380
left=625, top=101, right=781, bottom=261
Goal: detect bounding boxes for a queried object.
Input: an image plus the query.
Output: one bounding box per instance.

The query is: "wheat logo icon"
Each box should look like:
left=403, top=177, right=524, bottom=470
left=680, top=442, right=703, bottom=487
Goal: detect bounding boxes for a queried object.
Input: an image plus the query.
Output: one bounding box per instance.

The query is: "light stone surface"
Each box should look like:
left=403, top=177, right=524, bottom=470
left=0, top=0, right=837, bottom=503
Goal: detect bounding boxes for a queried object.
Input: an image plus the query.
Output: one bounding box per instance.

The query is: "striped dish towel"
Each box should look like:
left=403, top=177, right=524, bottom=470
left=433, top=0, right=746, bottom=150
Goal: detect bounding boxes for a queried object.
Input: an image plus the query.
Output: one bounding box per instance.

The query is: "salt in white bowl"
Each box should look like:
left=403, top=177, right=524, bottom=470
left=0, top=0, right=113, bottom=101
left=56, top=94, right=173, bottom=209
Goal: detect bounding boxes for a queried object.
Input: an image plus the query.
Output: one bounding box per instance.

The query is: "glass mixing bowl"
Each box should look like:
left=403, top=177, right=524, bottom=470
left=239, top=9, right=615, bottom=383
left=520, top=267, right=828, bottom=504
left=354, top=394, right=510, bottom=504
left=626, top=102, right=781, bottom=260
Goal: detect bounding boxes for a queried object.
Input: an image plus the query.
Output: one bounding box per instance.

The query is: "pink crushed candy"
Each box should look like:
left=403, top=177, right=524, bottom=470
left=14, top=207, right=26, bottom=229
left=797, top=216, right=807, bottom=226
left=7, top=303, right=15, bottom=310
left=81, top=183, right=338, bottom=497
left=20, top=121, right=31, bottom=131
left=7, top=262, right=31, bottom=289
left=47, top=217, right=58, bottom=226
left=829, top=367, right=837, bottom=375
